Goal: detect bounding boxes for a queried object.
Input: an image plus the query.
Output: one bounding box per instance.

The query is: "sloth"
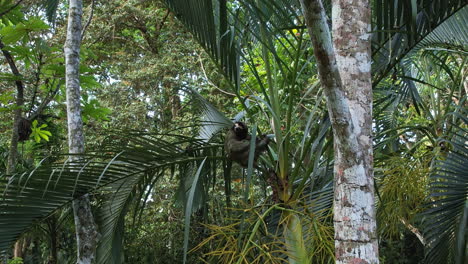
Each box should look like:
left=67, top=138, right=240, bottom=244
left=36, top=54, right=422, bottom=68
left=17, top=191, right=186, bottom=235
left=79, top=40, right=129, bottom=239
left=224, top=122, right=270, bottom=168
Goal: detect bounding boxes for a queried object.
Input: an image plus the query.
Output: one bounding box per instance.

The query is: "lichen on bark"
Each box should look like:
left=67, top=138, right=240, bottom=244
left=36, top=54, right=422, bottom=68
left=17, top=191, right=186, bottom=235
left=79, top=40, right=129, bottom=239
left=64, top=1, right=99, bottom=263
left=300, top=0, right=379, bottom=263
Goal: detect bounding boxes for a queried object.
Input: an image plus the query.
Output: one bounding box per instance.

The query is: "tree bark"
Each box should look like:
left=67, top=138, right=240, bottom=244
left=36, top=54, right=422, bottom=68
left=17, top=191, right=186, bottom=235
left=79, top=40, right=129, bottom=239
left=64, top=0, right=99, bottom=263
left=47, top=216, right=58, bottom=264
left=1, top=39, right=27, bottom=262
left=331, top=1, right=378, bottom=263
left=12, top=239, right=23, bottom=259
left=300, top=0, right=379, bottom=263
left=0, top=40, right=24, bottom=176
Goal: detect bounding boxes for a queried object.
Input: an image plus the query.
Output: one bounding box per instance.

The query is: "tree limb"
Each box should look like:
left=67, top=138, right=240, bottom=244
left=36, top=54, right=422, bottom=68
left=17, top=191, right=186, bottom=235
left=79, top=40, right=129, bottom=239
left=0, top=39, right=24, bottom=175
left=0, top=0, right=23, bottom=18
left=81, top=0, right=95, bottom=41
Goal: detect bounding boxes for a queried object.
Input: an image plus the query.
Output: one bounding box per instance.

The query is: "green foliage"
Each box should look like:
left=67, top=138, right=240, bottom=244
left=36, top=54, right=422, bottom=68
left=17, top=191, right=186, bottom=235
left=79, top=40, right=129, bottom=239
left=192, top=202, right=334, bottom=264
left=122, top=176, right=203, bottom=264
left=30, top=120, right=52, bottom=143
left=377, top=155, right=430, bottom=238
left=373, top=8, right=468, bottom=262
left=0, top=0, right=24, bottom=25
left=81, top=95, right=112, bottom=123
left=7, top=257, right=23, bottom=264
left=422, top=124, right=468, bottom=264
left=0, top=1, right=465, bottom=263
left=0, top=91, right=14, bottom=112
left=0, top=17, right=49, bottom=44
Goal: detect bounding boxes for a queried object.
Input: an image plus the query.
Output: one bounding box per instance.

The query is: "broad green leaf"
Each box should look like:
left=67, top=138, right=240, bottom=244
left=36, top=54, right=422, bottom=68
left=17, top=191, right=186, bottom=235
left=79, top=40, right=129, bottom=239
left=30, top=120, right=52, bottom=143
left=0, top=25, right=26, bottom=44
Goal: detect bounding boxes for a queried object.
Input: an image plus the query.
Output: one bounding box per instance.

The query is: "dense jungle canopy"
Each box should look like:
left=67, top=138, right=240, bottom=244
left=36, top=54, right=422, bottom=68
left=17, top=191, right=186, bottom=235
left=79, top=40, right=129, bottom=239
left=0, top=0, right=466, bottom=263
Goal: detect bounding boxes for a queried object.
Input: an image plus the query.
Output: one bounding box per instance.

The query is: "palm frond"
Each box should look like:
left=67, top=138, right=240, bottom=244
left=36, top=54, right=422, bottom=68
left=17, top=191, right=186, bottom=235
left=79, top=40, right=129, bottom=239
left=411, top=5, right=468, bottom=55
left=164, top=0, right=303, bottom=94
left=186, top=88, right=233, bottom=142
left=96, top=175, right=143, bottom=264
left=42, top=0, right=60, bottom=24
left=182, top=158, right=207, bottom=264
left=0, top=133, right=217, bottom=253
left=372, top=1, right=467, bottom=85
left=164, top=0, right=240, bottom=89
left=422, top=122, right=468, bottom=264
left=374, top=5, right=467, bottom=157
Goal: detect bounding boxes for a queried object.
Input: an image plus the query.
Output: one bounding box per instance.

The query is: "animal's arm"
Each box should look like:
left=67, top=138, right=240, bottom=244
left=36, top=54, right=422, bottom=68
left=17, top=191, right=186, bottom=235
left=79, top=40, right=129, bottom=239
left=255, top=137, right=270, bottom=153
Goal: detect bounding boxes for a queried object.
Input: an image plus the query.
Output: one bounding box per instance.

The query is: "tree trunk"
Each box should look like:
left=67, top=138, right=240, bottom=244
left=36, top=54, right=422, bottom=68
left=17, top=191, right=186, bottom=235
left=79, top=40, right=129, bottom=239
left=64, top=0, right=99, bottom=263
left=12, top=239, right=23, bottom=259
left=0, top=41, right=24, bottom=176
left=1, top=39, right=27, bottom=262
left=300, top=0, right=379, bottom=263
left=331, top=1, right=378, bottom=262
left=47, top=216, right=58, bottom=264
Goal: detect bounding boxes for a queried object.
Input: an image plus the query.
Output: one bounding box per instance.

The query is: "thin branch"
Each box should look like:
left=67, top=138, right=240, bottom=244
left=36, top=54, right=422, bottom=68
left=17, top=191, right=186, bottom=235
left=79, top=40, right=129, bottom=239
left=157, top=9, right=171, bottom=32
left=0, top=39, right=24, bottom=175
left=400, top=218, right=426, bottom=246
left=198, top=54, right=235, bottom=97
left=81, top=0, right=95, bottom=41
left=110, top=35, right=147, bottom=51
left=0, top=40, right=24, bottom=92
left=149, top=9, right=171, bottom=53
left=28, top=82, right=61, bottom=121
left=0, top=0, right=23, bottom=18
left=28, top=54, right=44, bottom=115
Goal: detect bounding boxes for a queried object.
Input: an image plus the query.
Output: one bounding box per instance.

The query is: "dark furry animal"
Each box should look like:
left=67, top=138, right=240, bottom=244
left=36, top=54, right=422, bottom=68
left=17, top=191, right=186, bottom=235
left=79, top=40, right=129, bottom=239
left=224, top=122, right=270, bottom=168
left=18, top=118, right=32, bottom=141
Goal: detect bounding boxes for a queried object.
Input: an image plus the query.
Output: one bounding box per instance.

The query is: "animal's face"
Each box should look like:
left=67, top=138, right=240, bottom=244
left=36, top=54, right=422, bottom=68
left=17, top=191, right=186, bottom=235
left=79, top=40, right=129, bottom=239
left=232, top=122, right=248, bottom=139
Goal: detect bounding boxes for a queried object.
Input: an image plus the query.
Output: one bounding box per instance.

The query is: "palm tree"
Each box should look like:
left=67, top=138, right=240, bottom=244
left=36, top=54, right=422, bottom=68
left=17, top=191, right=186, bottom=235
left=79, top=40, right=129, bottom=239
left=374, top=8, right=467, bottom=263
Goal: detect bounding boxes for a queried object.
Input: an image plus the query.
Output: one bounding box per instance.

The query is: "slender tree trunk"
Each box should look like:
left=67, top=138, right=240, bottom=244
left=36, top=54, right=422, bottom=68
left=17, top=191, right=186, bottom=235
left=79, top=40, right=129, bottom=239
left=64, top=0, right=99, bottom=263
left=12, top=239, right=23, bottom=259
left=1, top=40, right=27, bottom=261
left=47, top=216, right=58, bottom=264
left=0, top=41, right=24, bottom=176
left=300, top=0, right=379, bottom=263
left=6, top=104, right=21, bottom=176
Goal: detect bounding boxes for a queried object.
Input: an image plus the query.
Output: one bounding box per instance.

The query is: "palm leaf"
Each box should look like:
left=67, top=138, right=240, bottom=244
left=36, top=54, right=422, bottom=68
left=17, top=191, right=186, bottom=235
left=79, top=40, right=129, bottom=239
left=411, top=5, right=468, bottom=53
left=374, top=5, right=467, bottom=156
left=165, top=0, right=465, bottom=88
left=182, top=158, right=207, bottom=264
left=0, top=133, right=217, bottom=253
left=374, top=4, right=467, bottom=113
left=372, top=1, right=467, bottom=85
left=164, top=0, right=239, bottom=89
left=422, top=122, right=468, bottom=264
left=186, top=88, right=233, bottom=142
left=95, top=174, right=143, bottom=264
